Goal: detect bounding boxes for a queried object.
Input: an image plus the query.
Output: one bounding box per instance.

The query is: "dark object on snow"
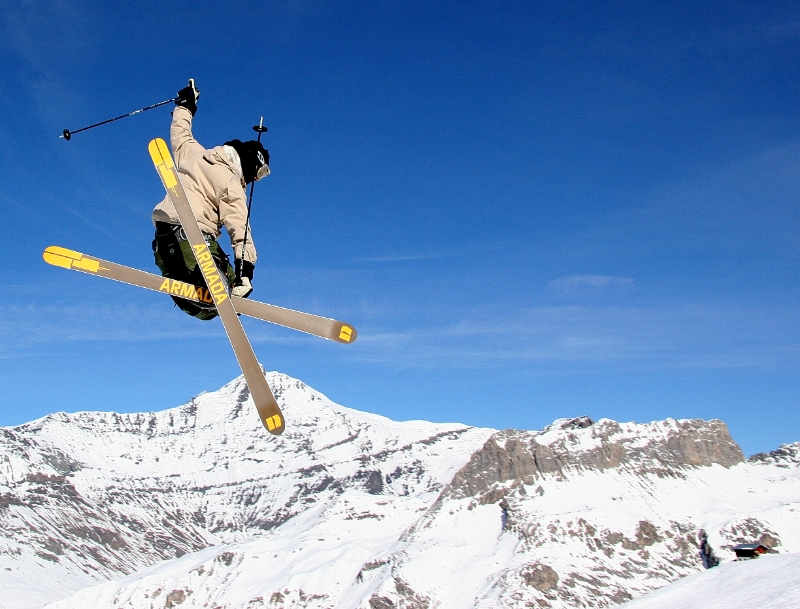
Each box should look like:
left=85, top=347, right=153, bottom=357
left=698, top=530, right=720, bottom=569
left=733, top=543, right=771, bottom=560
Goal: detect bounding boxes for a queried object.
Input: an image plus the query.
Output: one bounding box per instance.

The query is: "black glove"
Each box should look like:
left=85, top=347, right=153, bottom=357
left=235, top=259, right=255, bottom=280
left=175, top=79, right=200, bottom=116
left=232, top=260, right=254, bottom=298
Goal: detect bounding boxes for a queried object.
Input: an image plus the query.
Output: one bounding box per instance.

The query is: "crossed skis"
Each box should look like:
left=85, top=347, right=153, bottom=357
left=43, top=138, right=357, bottom=436
left=42, top=246, right=357, bottom=344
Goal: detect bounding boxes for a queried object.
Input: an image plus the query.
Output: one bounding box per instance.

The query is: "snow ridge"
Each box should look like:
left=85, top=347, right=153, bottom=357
left=1, top=372, right=798, bottom=609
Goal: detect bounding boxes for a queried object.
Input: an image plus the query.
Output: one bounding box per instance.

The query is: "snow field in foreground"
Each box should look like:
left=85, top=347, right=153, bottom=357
left=619, top=553, right=800, bottom=609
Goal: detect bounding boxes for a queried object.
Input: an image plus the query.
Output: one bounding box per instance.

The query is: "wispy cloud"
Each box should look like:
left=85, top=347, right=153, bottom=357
left=64, top=207, right=130, bottom=245
left=0, top=295, right=341, bottom=360
left=0, top=302, right=217, bottom=359
left=4, top=1, right=81, bottom=70
left=346, top=303, right=800, bottom=373
left=354, top=251, right=464, bottom=263
left=585, top=18, right=800, bottom=61
left=680, top=20, right=800, bottom=54
left=2, top=0, right=94, bottom=120
left=354, top=242, right=509, bottom=263
left=549, top=275, right=634, bottom=291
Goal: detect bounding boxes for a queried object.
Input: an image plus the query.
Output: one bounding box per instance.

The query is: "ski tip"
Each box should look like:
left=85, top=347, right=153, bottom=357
left=43, top=246, right=101, bottom=273
left=43, top=245, right=78, bottom=268
left=263, top=413, right=285, bottom=435
left=336, top=324, right=358, bottom=344
left=147, top=138, right=171, bottom=163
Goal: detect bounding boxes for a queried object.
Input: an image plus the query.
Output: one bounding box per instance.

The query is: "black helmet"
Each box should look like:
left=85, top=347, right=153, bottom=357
left=224, top=139, right=270, bottom=184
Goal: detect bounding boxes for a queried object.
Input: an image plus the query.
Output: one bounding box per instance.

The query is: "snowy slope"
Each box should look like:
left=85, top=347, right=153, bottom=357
left=618, top=553, right=800, bottom=608
left=351, top=423, right=800, bottom=608
left=0, top=372, right=492, bottom=608
left=1, top=372, right=799, bottom=609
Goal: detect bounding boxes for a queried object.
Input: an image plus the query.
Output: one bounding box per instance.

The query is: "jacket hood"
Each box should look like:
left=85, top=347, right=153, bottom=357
left=203, top=146, right=246, bottom=188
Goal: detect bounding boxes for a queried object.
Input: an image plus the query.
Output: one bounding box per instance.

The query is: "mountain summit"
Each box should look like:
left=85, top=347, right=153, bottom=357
left=1, top=372, right=797, bottom=609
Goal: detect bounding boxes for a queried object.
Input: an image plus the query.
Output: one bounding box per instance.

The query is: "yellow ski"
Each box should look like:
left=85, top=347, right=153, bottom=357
left=148, top=138, right=285, bottom=434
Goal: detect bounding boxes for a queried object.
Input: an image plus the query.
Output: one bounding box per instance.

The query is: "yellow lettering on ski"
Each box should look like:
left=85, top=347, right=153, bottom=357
left=200, top=260, right=217, bottom=276
left=193, top=244, right=212, bottom=264
left=180, top=283, right=197, bottom=298
left=190, top=242, right=229, bottom=305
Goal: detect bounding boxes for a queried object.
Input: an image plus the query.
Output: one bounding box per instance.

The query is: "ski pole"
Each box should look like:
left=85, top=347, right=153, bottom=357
left=60, top=97, right=178, bottom=140
left=238, top=116, right=268, bottom=279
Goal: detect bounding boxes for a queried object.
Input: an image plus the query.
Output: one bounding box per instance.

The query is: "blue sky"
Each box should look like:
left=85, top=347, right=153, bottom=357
left=1, top=1, right=798, bottom=456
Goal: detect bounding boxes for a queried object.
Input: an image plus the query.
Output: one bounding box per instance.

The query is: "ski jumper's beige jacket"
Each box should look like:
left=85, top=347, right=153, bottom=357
left=152, top=105, right=259, bottom=264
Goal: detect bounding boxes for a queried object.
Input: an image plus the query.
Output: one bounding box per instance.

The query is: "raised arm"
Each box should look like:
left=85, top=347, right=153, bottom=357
left=170, top=81, right=204, bottom=165
left=170, top=106, right=205, bottom=166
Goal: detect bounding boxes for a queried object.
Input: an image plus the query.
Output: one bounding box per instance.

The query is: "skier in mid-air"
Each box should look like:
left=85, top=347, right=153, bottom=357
left=151, top=80, right=270, bottom=320
left=48, top=78, right=356, bottom=434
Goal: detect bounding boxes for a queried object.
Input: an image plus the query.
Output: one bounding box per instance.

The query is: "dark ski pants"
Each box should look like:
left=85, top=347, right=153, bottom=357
left=152, top=222, right=236, bottom=321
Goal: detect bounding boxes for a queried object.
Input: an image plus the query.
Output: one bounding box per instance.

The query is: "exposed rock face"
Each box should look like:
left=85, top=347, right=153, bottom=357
left=522, top=562, right=559, bottom=591
left=164, top=589, right=187, bottom=608
left=369, top=596, right=396, bottom=609
left=748, top=442, right=800, bottom=466
left=719, top=517, right=782, bottom=552
left=445, top=417, right=745, bottom=501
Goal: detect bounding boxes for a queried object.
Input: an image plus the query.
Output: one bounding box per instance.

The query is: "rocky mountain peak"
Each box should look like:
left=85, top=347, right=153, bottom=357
left=444, top=417, right=745, bottom=502
left=541, top=415, right=595, bottom=432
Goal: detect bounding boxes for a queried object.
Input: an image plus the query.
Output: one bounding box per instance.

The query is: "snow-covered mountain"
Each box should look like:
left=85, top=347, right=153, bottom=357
left=1, top=372, right=798, bottom=609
